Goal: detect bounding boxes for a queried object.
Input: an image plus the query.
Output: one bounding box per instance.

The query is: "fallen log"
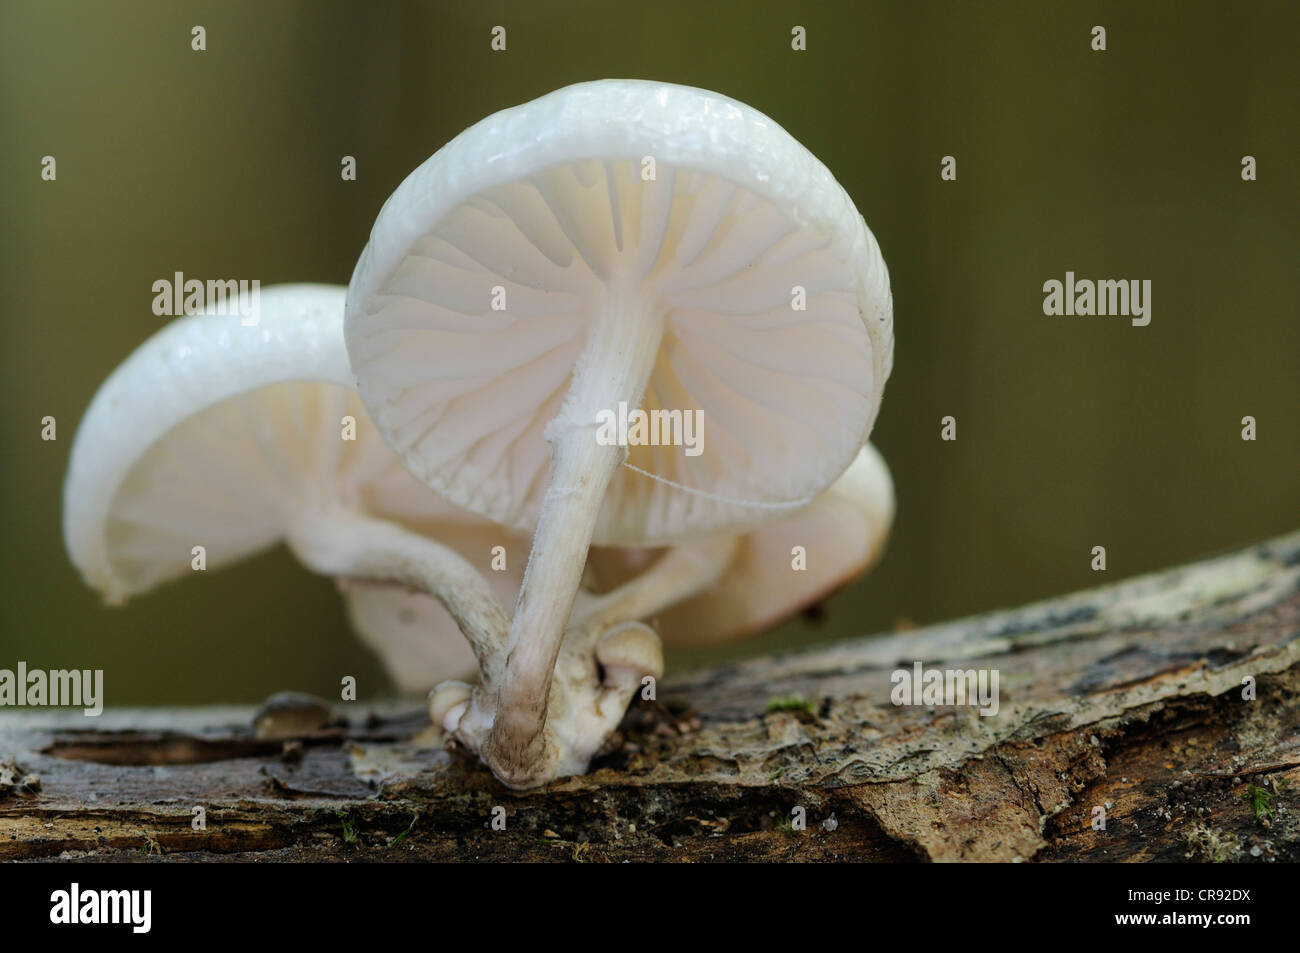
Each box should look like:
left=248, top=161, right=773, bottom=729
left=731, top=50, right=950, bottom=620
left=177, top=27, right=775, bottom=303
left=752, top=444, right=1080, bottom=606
left=3, top=531, right=1297, bottom=862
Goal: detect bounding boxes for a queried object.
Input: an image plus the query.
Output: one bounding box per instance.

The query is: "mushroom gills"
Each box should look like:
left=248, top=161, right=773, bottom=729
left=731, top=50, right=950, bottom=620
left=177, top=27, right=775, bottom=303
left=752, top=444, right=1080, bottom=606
left=353, top=157, right=870, bottom=542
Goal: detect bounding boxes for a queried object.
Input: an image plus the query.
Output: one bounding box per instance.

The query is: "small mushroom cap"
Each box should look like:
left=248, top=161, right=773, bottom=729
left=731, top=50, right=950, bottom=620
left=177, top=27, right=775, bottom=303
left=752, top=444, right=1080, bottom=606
left=428, top=680, right=473, bottom=731
left=253, top=691, right=333, bottom=741
left=346, top=79, right=892, bottom=546
left=589, top=443, right=894, bottom=646
left=62, top=285, right=481, bottom=604
left=595, top=621, right=664, bottom=678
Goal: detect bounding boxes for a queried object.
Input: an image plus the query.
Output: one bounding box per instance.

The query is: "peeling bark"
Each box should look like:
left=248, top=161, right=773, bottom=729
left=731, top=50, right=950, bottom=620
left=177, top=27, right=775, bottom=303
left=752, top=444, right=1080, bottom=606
left=2, top=532, right=1298, bottom=862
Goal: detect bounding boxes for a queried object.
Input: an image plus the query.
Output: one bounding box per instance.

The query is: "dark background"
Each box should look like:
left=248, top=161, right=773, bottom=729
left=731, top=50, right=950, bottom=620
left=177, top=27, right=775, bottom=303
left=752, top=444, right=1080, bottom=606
left=2, top=0, right=1296, bottom=704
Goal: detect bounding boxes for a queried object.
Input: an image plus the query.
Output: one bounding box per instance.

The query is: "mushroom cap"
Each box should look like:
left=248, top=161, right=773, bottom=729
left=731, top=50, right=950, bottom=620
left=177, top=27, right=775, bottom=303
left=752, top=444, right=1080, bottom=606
left=62, top=284, right=474, bottom=604
left=595, top=621, right=664, bottom=677
left=346, top=79, right=893, bottom=546
left=588, top=443, right=894, bottom=646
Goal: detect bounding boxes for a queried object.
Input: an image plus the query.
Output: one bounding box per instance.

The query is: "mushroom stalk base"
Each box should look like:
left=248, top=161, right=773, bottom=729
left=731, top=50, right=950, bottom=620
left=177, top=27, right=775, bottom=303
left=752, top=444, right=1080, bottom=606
left=436, top=532, right=738, bottom=789
left=484, top=285, right=665, bottom=787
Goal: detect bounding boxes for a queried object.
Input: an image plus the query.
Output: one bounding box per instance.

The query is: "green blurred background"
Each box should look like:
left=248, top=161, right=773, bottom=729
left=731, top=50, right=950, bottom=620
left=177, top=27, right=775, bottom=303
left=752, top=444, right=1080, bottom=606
left=2, top=0, right=1296, bottom=706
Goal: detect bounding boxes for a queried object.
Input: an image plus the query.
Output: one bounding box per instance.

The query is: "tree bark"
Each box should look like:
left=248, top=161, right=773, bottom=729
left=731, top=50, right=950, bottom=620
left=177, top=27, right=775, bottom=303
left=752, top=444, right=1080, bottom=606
left=3, top=531, right=1298, bottom=862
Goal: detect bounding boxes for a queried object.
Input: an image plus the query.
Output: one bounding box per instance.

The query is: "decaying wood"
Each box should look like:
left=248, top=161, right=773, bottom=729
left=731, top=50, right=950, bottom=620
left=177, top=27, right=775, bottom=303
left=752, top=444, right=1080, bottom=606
left=3, top=532, right=1298, bottom=862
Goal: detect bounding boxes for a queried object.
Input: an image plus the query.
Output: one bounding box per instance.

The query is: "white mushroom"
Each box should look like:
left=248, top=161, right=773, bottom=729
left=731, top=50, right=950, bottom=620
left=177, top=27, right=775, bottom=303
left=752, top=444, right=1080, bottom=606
left=346, top=79, right=893, bottom=787
left=62, top=284, right=513, bottom=684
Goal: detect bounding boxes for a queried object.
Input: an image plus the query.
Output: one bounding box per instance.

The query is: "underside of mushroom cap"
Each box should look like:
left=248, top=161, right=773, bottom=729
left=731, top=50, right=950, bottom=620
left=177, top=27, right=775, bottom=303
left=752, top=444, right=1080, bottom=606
left=62, top=284, right=462, bottom=603
left=347, top=79, right=893, bottom=546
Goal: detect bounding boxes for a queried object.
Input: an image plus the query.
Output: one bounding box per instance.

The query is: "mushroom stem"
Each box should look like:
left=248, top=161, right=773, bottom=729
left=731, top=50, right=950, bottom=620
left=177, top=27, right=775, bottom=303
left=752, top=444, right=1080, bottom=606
left=566, top=535, right=740, bottom=655
left=489, top=284, right=665, bottom=780
left=286, top=507, right=510, bottom=686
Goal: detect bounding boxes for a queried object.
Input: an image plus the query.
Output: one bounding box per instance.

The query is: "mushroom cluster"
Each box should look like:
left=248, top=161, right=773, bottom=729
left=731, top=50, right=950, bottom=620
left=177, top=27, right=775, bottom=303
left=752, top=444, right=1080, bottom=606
left=64, top=80, right=894, bottom=789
